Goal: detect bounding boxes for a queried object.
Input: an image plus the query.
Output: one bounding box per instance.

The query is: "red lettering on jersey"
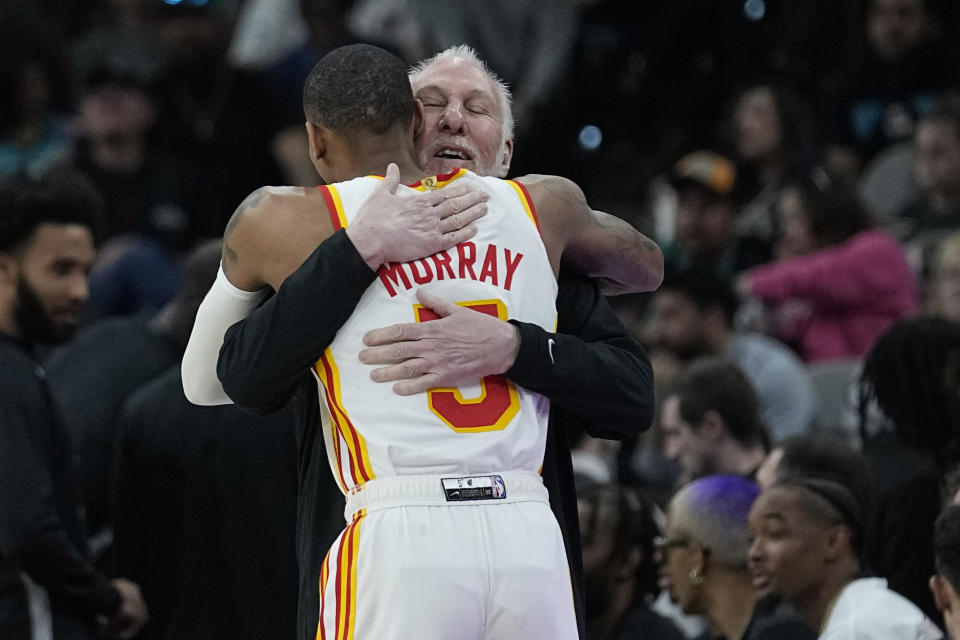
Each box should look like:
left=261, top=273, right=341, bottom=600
left=409, top=258, right=433, bottom=285
left=457, top=242, right=477, bottom=280
left=378, top=262, right=412, bottom=297
left=430, top=250, right=455, bottom=280
left=478, top=243, right=499, bottom=286
left=503, top=249, right=524, bottom=290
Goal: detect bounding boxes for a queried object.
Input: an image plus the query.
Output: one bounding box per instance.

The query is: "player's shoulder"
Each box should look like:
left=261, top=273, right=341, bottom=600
left=227, top=185, right=326, bottom=236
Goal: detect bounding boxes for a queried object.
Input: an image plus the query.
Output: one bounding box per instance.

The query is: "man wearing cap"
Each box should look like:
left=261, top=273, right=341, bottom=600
left=663, top=150, right=768, bottom=279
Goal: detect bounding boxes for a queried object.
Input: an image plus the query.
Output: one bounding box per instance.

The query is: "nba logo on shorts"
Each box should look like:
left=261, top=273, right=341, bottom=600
left=492, top=475, right=506, bottom=499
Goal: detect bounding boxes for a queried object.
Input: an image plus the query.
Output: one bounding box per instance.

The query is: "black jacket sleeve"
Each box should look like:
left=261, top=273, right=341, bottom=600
left=506, top=272, right=654, bottom=439
left=218, top=237, right=654, bottom=440
left=0, top=367, right=121, bottom=617
left=217, top=229, right=377, bottom=414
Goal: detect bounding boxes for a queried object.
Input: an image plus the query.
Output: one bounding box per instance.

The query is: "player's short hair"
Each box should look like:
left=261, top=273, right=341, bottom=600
left=935, top=505, right=960, bottom=591
left=669, top=475, right=760, bottom=568
left=0, top=169, right=101, bottom=253
left=303, top=43, right=415, bottom=139
left=409, top=45, right=515, bottom=143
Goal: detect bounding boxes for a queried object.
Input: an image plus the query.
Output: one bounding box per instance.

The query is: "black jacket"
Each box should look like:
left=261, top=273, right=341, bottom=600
left=0, top=333, right=121, bottom=640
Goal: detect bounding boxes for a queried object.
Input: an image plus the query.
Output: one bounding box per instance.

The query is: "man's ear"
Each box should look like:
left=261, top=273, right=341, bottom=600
left=822, top=524, right=851, bottom=562
left=699, top=410, right=726, bottom=444
left=931, top=575, right=953, bottom=614
left=413, top=99, right=425, bottom=143
left=496, top=138, right=514, bottom=178
left=0, top=252, right=18, bottom=287
left=304, top=121, right=326, bottom=161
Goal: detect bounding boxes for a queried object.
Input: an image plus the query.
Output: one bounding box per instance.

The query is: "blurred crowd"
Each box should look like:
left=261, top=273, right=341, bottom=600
left=3, top=0, right=960, bottom=638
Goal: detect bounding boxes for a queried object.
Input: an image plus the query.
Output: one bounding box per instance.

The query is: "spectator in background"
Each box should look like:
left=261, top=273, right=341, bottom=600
left=144, top=0, right=310, bottom=239
left=748, top=471, right=942, bottom=638
left=659, top=358, right=769, bottom=484
left=577, top=481, right=685, bottom=640
left=898, top=104, right=960, bottom=275
left=932, top=505, right=960, bottom=640
left=0, top=170, right=147, bottom=640
left=927, top=233, right=960, bottom=322
left=43, top=240, right=221, bottom=565
left=738, top=178, right=918, bottom=362
left=662, top=151, right=768, bottom=279
left=831, top=0, right=957, bottom=166
left=660, top=475, right=814, bottom=640
left=69, top=33, right=189, bottom=248
left=729, top=81, right=820, bottom=263
left=649, top=269, right=816, bottom=441
left=0, top=21, right=72, bottom=177
left=858, top=316, right=960, bottom=622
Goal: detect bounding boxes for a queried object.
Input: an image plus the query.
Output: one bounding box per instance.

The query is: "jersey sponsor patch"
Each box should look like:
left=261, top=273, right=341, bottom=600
left=442, top=475, right=507, bottom=501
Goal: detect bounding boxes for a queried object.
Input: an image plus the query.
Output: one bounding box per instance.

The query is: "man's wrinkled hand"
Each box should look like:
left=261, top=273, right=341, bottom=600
left=346, top=163, right=488, bottom=269
left=359, top=289, right=520, bottom=395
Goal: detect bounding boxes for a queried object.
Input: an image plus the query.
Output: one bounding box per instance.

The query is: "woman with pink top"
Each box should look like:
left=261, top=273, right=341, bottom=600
left=737, top=177, right=918, bottom=362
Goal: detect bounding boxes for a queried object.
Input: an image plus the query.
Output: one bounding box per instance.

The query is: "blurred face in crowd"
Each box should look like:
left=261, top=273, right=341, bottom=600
left=747, top=486, right=831, bottom=601
left=868, top=0, right=932, bottom=63
left=735, top=86, right=783, bottom=163
left=929, top=248, right=960, bottom=323
left=775, top=187, right=816, bottom=260
left=659, top=505, right=705, bottom=615
left=649, top=290, right=710, bottom=360
left=2, top=224, right=96, bottom=343
left=78, top=83, right=157, bottom=142
left=914, top=120, right=960, bottom=198
left=411, top=57, right=513, bottom=178
left=660, top=394, right=709, bottom=478
left=674, top=185, right=738, bottom=257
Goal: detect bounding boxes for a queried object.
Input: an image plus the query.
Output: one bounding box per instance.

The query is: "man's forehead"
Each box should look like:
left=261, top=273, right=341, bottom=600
left=412, top=58, right=496, bottom=96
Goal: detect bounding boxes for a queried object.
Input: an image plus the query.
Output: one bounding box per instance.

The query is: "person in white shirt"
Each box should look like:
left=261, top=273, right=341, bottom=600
left=749, top=469, right=943, bottom=639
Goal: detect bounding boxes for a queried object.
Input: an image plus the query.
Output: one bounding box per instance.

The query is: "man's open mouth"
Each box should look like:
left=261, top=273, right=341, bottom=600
left=434, top=146, right=472, bottom=161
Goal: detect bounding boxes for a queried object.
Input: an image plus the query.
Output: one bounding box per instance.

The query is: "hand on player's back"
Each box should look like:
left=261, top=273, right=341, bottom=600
left=347, top=163, right=489, bottom=270
left=359, top=288, right=520, bottom=394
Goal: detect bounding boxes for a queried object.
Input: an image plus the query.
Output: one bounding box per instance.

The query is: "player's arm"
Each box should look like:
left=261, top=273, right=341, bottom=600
left=517, top=175, right=663, bottom=295
left=182, top=185, right=328, bottom=406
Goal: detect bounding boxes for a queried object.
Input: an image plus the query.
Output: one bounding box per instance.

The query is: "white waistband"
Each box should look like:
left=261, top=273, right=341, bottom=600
left=344, top=471, right=547, bottom=522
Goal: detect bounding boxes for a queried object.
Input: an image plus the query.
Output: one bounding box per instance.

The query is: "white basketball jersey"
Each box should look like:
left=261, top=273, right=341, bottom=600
left=312, top=168, right=558, bottom=493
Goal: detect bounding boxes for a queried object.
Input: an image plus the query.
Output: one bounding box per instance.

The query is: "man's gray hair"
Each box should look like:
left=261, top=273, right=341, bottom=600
left=409, top=45, right=515, bottom=143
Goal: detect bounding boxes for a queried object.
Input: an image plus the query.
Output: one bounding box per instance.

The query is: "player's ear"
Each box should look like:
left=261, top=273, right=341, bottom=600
left=412, top=99, right=425, bottom=143
left=305, top=121, right=327, bottom=161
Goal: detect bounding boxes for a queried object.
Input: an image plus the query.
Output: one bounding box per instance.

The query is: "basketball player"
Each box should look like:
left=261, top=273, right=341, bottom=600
left=204, top=43, right=654, bottom=640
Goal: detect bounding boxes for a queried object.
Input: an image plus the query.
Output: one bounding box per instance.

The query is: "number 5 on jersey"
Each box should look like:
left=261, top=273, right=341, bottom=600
left=414, top=300, right=520, bottom=433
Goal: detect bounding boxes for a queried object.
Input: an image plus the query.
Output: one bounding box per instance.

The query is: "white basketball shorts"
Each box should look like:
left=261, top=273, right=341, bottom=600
left=315, top=471, right=578, bottom=640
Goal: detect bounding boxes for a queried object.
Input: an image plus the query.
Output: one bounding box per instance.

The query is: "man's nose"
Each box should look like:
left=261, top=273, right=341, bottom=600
left=69, top=272, right=90, bottom=304
left=439, top=101, right=465, bottom=133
